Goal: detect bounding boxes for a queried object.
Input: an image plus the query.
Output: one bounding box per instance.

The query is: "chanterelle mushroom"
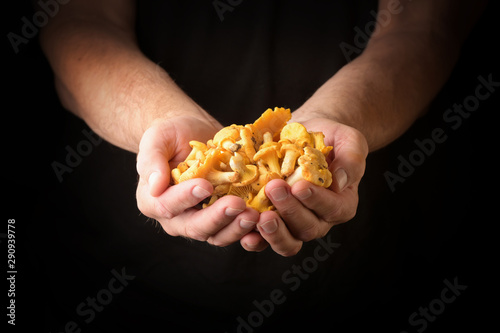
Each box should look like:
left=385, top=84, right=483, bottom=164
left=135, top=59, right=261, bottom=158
left=253, top=107, right=291, bottom=141
left=235, top=126, right=257, bottom=162
left=185, top=140, right=208, bottom=162
left=285, top=147, right=332, bottom=188
left=280, top=142, right=302, bottom=177
left=247, top=185, right=273, bottom=213
left=179, top=147, right=239, bottom=186
left=171, top=107, right=334, bottom=213
left=280, top=122, right=314, bottom=148
left=212, top=125, right=242, bottom=152
left=309, top=132, right=333, bottom=157
left=253, top=132, right=282, bottom=176
left=229, top=152, right=259, bottom=186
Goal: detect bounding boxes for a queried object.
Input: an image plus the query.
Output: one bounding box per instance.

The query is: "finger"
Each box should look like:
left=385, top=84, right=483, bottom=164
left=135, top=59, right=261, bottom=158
left=329, top=127, right=368, bottom=192
left=207, top=207, right=260, bottom=247
left=161, top=195, right=248, bottom=242
left=265, top=179, right=327, bottom=241
left=240, top=232, right=269, bottom=252
left=137, top=123, right=177, bottom=197
left=137, top=178, right=213, bottom=220
left=291, top=180, right=358, bottom=225
left=257, top=211, right=303, bottom=257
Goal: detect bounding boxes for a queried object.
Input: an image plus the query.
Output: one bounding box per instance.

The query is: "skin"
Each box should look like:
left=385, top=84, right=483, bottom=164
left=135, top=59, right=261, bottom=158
left=40, top=0, right=485, bottom=256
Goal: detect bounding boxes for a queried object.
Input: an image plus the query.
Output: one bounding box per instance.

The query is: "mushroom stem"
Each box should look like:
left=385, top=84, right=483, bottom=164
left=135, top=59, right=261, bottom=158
left=266, top=154, right=282, bottom=175
left=280, top=143, right=302, bottom=177
left=285, top=166, right=304, bottom=187
left=247, top=185, right=273, bottom=213
left=254, top=131, right=282, bottom=176
left=205, top=169, right=238, bottom=186
left=229, top=153, right=259, bottom=186
left=262, top=132, right=273, bottom=143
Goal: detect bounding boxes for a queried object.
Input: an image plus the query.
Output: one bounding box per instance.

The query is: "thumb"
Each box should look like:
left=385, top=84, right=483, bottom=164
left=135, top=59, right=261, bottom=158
left=329, top=127, right=368, bottom=192
left=136, top=123, right=174, bottom=197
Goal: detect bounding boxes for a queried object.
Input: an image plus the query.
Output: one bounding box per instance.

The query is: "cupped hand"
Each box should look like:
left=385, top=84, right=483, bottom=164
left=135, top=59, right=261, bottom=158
left=136, top=116, right=260, bottom=246
left=240, top=118, right=369, bottom=256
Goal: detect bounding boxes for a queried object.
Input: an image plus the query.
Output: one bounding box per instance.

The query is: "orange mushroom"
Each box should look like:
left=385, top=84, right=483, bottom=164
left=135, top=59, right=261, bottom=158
left=285, top=147, right=332, bottom=188
left=309, top=131, right=333, bottom=157
left=179, top=148, right=239, bottom=186
left=229, top=152, right=259, bottom=187
left=171, top=106, right=334, bottom=213
left=253, top=107, right=291, bottom=141
left=253, top=132, right=282, bottom=176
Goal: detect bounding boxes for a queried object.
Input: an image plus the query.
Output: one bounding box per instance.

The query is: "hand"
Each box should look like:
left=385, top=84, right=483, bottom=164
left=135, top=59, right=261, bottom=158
left=240, top=118, right=368, bottom=256
left=136, top=116, right=260, bottom=246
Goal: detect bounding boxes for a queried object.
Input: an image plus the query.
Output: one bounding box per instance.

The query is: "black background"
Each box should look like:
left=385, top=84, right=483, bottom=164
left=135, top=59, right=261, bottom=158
left=4, top=1, right=499, bottom=332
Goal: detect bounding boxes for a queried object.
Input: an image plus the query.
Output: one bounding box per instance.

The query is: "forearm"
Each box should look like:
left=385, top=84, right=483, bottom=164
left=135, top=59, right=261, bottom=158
left=293, top=0, right=485, bottom=151
left=40, top=9, right=210, bottom=153
left=294, top=33, right=456, bottom=151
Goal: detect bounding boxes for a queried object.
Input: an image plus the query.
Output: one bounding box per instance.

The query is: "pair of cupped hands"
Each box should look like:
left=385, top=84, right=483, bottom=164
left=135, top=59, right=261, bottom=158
left=136, top=112, right=368, bottom=257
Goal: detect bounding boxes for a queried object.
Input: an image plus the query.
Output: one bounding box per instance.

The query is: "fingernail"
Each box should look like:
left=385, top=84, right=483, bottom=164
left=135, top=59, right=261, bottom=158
left=270, top=186, right=288, bottom=202
left=260, top=219, right=278, bottom=234
left=240, top=219, right=256, bottom=229
left=148, top=171, right=161, bottom=186
left=294, top=188, right=312, bottom=200
left=335, top=168, right=348, bottom=191
left=192, top=186, right=211, bottom=199
left=225, top=207, right=244, bottom=217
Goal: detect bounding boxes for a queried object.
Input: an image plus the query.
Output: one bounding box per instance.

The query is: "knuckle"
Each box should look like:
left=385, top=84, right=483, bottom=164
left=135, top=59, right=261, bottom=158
left=136, top=199, right=148, bottom=217
left=136, top=154, right=151, bottom=178
left=136, top=182, right=174, bottom=219
left=279, top=243, right=303, bottom=257
left=153, top=199, right=174, bottom=220
left=327, top=197, right=358, bottom=224
left=294, top=224, right=319, bottom=242
left=184, top=223, right=209, bottom=242
left=340, top=207, right=357, bottom=224
left=278, top=204, right=302, bottom=222
left=316, top=226, right=330, bottom=239
left=323, top=200, right=345, bottom=224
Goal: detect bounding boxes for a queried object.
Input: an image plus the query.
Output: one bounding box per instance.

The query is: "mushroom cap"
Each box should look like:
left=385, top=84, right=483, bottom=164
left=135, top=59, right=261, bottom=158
left=253, top=141, right=282, bottom=175
left=212, top=125, right=241, bottom=147
left=286, top=147, right=332, bottom=188
left=253, top=107, right=291, bottom=141
left=309, top=132, right=333, bottom=157
left=189, top=140, right=208, bottom=150
left=279, top=142, right=302, bottom=154
left=184, top=140, right=208, bottom=163
left=253, top=141, right=281, bottom=160
left=244, top=124, right=263, bottom=150
left=280, top=122, right=314, bottom=147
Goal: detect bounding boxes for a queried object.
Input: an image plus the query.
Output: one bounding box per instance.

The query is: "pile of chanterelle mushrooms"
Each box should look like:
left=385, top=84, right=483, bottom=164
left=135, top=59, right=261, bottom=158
left=171, top=107, right=333, bottom=213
